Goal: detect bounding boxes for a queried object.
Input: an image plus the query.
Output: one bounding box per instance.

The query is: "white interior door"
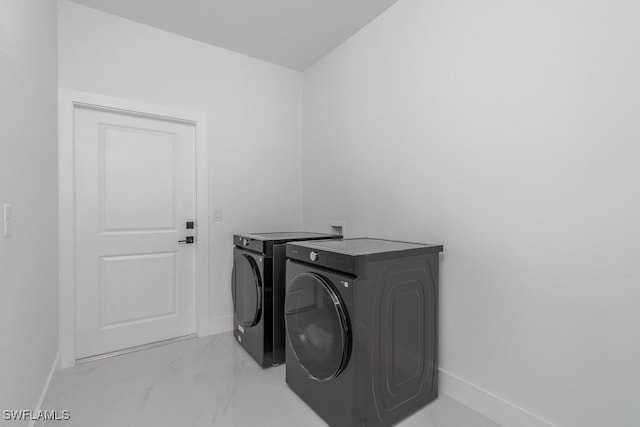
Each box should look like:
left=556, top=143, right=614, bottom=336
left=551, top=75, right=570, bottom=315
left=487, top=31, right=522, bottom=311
left=74, top=106, right=197, bottom=359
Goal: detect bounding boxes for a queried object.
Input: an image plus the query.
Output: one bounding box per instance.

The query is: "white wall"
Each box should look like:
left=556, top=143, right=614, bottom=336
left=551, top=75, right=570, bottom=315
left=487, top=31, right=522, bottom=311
left=303, top=0, right=640, bottom=426
left=0, top=0, right=59, bottom=419
left=58, top=0, right=304, bottom=331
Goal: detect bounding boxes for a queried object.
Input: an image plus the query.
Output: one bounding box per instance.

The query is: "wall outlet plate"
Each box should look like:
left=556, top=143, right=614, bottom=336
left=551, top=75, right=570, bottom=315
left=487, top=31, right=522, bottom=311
left=330, top=221, right=345, bottom=237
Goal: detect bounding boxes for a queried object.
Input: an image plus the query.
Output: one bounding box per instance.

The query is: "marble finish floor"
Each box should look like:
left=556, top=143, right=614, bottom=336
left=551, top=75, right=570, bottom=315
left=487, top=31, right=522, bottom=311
left=39, top=333, right=500, bottom=427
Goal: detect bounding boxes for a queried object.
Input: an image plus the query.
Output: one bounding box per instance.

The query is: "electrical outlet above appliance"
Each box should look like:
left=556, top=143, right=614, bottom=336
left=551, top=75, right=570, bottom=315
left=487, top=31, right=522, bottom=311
left=330, top=221, right=345, bottom=236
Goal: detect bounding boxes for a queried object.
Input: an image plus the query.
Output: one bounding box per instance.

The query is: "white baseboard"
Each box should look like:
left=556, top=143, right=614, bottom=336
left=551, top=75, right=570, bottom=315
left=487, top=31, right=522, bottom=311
left=439, top=369, right=557, bottom=427
left=28, top=351, right=60, bottom=427
left=208, top=315, right=233, bottom=335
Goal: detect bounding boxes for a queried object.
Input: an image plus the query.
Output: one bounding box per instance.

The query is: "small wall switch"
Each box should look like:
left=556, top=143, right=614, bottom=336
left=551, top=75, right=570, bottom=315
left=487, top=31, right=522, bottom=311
left=3, top=204, right=12, bottom=237
left=213, top=209, right=223, bottom=221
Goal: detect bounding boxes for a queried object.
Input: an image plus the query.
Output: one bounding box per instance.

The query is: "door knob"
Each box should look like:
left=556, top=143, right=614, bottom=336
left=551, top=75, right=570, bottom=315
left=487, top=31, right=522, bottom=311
left=178, top=236, right=194, bottom=244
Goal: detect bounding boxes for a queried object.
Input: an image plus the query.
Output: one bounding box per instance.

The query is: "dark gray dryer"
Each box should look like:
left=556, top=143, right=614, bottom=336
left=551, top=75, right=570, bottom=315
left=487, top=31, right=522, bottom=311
left=284, top=238, right=443, bottom=427
left=232, top=232, right=341, bottom=368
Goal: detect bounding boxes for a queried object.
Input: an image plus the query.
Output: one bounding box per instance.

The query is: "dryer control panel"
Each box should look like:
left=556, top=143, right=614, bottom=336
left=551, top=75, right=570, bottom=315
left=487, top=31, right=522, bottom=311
left=286, top=244, right=358, bottom=276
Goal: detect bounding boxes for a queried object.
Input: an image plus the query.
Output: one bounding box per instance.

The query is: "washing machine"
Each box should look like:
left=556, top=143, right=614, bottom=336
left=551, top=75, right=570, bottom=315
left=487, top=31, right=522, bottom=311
left=284, top=238, right=443, bottom=427
left=232, top=232, right=341, bottom=368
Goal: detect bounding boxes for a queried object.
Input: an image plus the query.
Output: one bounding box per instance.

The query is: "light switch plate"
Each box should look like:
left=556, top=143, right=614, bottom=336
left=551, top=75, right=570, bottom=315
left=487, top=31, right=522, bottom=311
left=213, top=209, right=223, bottom=221
left=3, top=204, right=12, bottom=237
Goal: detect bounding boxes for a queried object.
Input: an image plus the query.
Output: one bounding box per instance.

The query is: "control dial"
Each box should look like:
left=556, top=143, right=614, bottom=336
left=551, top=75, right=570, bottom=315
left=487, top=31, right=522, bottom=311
left=309, top=251, right=319, bottom=262
left=243, top=238, right=250, bottom=247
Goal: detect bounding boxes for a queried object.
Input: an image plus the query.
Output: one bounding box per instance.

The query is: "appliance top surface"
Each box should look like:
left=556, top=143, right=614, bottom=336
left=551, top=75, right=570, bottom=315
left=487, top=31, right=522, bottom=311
left=289, top=238, right=442, bottom=256
left=237, top=232, right=339, bottom=241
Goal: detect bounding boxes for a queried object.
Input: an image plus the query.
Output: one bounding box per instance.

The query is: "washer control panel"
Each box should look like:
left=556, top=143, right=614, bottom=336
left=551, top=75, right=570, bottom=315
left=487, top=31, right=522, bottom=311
left=234, top=235, right=266, bottom=254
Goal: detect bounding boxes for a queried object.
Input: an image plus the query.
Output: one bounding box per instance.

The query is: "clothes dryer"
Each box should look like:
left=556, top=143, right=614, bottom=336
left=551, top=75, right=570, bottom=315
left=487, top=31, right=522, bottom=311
left=284, top=238, right=443, bottom=426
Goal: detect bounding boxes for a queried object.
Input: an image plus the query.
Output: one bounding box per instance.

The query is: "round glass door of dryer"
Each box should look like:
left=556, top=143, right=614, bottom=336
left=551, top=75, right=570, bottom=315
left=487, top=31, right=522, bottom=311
left=285, top=272, right=351, bottom=381
left=231, top=254, right=262, bottom=327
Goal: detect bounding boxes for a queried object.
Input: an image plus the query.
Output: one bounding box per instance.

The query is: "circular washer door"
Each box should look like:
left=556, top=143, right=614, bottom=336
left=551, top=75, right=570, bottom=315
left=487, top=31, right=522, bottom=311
left=231, top=253, right=262, bottom=327
left=285, top=272, right=351, bottom=381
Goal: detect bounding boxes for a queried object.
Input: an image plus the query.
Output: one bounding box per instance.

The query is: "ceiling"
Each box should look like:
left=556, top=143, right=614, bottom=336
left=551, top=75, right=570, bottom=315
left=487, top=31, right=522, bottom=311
left=67, top=0, right=401, bottom=71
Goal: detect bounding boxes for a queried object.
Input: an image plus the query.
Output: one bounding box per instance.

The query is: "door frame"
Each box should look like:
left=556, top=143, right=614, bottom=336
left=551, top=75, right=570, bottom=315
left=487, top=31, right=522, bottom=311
left=58, top=89, right=210, bottom=368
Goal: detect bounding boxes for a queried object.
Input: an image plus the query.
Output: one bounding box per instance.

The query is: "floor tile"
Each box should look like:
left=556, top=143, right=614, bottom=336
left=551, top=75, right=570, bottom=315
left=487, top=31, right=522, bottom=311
left=269, top=409, right=326, bottom=427
left=397, top=394, right=500, bottom=427
left=41, top=332, right=500, bottom=427
left=194, top=360, right=307, bottom=427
